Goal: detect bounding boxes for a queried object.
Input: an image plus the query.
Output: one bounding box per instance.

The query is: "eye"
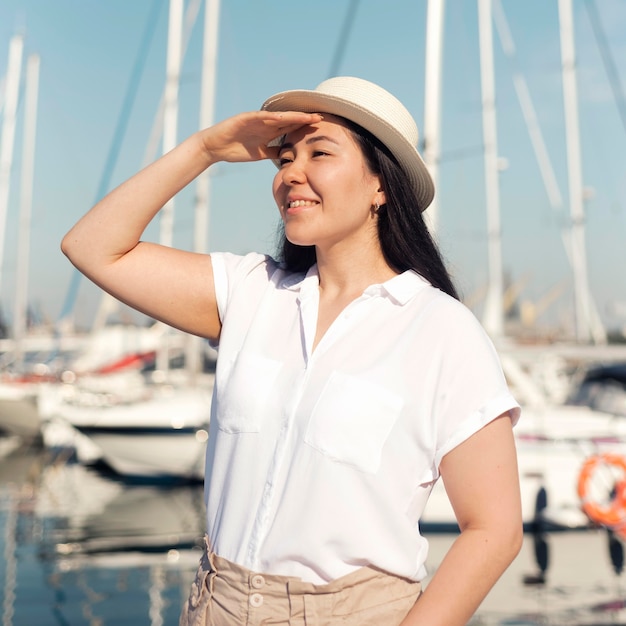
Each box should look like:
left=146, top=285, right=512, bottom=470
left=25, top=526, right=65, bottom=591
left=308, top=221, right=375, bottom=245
left=278, top=152, right=294, bottom=166
left=312, top=150, right=329, bottom=158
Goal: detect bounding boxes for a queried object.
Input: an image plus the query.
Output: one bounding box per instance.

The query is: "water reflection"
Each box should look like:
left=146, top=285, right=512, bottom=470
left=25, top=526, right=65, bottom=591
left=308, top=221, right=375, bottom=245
left=3, top=439, right=626, bottom=625
left=424, top=527, right=626, bottom=626
left=0, top=442, right=204, bottom=625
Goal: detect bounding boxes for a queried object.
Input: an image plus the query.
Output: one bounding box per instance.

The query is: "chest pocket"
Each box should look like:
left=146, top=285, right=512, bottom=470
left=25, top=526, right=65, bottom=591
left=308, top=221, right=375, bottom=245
left=304, top=371, right=404, bottom=474
left=216, top=351, right=282, bottom=433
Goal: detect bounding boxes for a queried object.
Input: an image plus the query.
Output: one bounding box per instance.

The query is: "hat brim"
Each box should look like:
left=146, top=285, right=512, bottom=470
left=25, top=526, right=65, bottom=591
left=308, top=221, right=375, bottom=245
left=262, top=89, right=434, bottom=212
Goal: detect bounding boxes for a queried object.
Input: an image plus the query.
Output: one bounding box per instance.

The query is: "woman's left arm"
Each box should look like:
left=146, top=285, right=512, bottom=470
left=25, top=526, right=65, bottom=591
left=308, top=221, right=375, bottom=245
left=400, top=413, right=523, bottom=626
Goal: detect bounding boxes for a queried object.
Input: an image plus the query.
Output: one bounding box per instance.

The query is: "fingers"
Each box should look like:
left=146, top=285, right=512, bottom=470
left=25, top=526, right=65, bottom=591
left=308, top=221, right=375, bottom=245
left=263, top=111, right=323, bottom=136
left=266, top=111, right=323, bottom=125
left=200, top=111, right=324, bottom=164
left=259, top=112, right=323, bottom=159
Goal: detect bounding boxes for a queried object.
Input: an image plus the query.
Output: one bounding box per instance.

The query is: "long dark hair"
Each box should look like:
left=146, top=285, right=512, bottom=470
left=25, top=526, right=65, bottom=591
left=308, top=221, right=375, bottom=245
left=277, top=118, right=459, bottom=300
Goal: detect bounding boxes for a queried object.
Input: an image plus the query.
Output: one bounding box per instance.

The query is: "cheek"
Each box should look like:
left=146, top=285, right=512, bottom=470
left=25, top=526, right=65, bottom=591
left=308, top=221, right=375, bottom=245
left=272, top=174, right=283, bottom=205
left=272, top=177, right=288, bottom=224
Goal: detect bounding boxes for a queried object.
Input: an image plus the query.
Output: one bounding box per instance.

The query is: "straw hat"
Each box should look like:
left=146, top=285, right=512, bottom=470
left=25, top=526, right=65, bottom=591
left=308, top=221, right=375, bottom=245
left=261, top=76, right=434, bottom=212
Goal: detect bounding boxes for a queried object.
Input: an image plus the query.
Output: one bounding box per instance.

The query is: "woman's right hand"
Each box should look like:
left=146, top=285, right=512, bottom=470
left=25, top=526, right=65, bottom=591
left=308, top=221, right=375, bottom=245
left=61, top=110, right=321, bottom=342
left=198, top=110, right=323, bottom=165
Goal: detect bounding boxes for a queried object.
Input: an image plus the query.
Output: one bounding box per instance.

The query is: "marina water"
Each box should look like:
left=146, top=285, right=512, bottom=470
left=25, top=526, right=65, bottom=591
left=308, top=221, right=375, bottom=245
left=2, top=441, right=626, bottom=625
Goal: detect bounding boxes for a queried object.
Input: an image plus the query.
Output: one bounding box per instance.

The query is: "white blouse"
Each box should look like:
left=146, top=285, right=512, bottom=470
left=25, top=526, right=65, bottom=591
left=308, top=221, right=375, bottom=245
left=204, top=252, right=519, bottom=584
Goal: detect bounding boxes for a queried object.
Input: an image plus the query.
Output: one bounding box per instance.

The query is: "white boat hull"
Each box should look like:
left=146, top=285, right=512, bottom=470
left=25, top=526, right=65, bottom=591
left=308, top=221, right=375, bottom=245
left=80, top=427, right=208, bottom=480
left=62, top=383, right=213, bottom=480
left=421, top=402, right=626, bottom=532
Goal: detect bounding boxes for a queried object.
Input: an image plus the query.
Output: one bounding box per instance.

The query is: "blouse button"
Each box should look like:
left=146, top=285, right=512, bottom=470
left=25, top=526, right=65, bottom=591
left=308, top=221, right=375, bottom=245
left=249, top=592, right=264, bottom=607
left=251, top=574, right=265, bottom=589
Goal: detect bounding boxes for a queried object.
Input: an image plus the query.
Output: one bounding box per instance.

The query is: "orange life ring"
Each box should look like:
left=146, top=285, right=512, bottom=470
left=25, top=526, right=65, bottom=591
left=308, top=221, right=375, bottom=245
left=577, top=453, right=626, bottom=530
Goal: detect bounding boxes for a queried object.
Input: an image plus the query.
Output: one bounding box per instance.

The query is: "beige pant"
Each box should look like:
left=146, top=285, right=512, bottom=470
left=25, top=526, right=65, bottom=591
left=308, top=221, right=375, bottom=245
left=180, top=538, right=422, bottom=625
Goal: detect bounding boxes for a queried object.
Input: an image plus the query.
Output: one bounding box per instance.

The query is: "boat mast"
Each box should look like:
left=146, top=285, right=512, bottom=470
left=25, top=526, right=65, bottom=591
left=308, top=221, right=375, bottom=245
left=194, top=0, right=220, bottom=259
left=155, top=0, right=184, bottom=375
left=0, top=35, right=24, bottom=302
left=422, top=0, right=445, bottom=235
left=89, top=2, right=199, bottom=334
left=477, top=0, right=504, bottom=339
left=558, top=0, right=605, bottom=344
left=13, top=54, right=40, bottom=369
left=186, top=0, right=221, bottom=381
left=159, top=0, right=184, bottom=249
left=142, top=0, right=202, bottom=168
left=494, top=0, right=605, bottom=340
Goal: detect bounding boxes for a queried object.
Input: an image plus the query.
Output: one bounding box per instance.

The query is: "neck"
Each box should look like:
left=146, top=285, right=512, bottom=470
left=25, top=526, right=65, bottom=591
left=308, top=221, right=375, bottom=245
left=315, top=240, right=398, bottom=298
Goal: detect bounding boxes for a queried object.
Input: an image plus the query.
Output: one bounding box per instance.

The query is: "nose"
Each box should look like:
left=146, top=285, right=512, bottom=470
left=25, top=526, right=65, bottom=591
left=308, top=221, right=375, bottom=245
left=281, top=158, right=307, bottom=185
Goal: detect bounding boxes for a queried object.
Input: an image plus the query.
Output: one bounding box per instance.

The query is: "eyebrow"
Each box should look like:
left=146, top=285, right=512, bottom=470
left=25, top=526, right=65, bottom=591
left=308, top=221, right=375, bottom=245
left=278, top=135, right=340, bottom=153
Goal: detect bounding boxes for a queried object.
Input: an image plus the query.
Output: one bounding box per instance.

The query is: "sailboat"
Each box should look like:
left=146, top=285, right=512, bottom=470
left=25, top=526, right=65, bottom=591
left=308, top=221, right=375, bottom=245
left=0, top=36, right=51, bottom=441
left=419, top=0, right=626, bottom=534
left=52, top=372, right=214, bottom=480
left=42, top=0, right=221, bottom=481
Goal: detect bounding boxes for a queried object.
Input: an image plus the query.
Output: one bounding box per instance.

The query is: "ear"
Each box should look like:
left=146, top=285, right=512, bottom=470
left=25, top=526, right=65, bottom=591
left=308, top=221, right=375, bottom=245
left=374, top=184, right=386, bottom=208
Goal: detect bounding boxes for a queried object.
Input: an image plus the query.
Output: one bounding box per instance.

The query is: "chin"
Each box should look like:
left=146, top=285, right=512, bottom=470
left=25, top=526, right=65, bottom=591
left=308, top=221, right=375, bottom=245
left=285, top=231, right=316, bottom=248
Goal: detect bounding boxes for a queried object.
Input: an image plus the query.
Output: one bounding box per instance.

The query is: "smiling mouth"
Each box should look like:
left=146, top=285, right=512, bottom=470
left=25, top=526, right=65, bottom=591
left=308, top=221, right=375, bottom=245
left=287, top=200, right=319, bottom=209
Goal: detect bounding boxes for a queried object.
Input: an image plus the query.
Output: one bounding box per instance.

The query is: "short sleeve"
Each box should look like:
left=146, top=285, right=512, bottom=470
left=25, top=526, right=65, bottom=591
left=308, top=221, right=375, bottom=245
left=427, top=298, right=520, bottom=472
left=210, top=252, right=275, bottom=323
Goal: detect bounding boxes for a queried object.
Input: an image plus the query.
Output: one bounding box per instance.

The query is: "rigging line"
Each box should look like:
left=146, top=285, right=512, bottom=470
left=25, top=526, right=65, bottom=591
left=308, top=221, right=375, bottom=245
left=58, top=0, right=163, bottom=325
left=493, top=0, right=563, bottom=211
left=142, top=0, right=203, bottom=167
left=584, top=0, right=626, bottom=138
left=326, top=0, right=360, bottom=78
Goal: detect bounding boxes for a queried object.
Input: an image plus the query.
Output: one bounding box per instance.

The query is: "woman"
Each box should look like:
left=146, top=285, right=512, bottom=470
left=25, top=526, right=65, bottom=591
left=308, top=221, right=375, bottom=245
left=62, top=76, right=522, bottom=626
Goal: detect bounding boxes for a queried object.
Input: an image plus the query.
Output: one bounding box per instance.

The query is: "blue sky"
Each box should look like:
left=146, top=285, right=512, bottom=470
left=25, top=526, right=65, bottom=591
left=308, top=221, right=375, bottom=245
left=0, top=0, right=625, bottom=334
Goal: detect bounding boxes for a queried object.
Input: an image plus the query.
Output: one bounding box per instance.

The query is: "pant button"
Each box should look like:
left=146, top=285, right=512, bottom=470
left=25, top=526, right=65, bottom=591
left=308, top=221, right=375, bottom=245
left=249, top=592, right=264, bottom=608
left=251, top=574, right=265, bottom=589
